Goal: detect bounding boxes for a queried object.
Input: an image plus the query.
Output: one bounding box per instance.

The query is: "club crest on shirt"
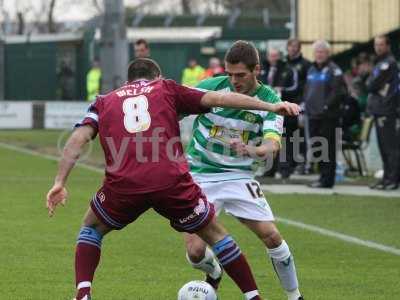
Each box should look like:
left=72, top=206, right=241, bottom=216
left=380, top=62, right=389, bottom=70
left=244, top=112, right=257, bottom=123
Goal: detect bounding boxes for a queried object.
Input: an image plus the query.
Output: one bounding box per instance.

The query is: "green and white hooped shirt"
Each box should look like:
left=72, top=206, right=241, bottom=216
left=186, top=76, right=284, bottom=183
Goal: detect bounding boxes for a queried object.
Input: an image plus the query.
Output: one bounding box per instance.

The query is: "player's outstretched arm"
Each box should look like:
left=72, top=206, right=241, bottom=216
left=46, top=125, right=95, bottom=217
left=200, top=91, right=300, bottom=116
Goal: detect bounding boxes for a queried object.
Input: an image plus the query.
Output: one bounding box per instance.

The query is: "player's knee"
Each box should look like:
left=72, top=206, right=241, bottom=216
left=196, top=217, right=227, bottom=246
left=186, top=245, right=207, bottom=263
left=81, top=207, right=112, bottom=235
left=260, top=229, right=282, bottom=248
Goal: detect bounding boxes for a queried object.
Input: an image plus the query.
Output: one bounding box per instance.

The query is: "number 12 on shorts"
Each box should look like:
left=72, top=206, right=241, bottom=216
left=245, top=182, right=264, bottom=199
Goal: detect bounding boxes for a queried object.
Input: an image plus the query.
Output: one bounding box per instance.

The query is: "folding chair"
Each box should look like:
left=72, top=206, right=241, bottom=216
left=342, top=117, right=374, bottom=176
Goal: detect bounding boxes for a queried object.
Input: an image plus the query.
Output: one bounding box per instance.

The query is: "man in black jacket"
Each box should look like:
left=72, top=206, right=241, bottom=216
left=367, top=35, right=400, bottom=190
left=260, top=48, right=298, bottom=178
left=260, top=48, right=298, bottom=97
left=286, top=39, right=312, bottom=103
left=285, top=39, right=312, bottom=176
left=304, top=40, right=347, bottom=188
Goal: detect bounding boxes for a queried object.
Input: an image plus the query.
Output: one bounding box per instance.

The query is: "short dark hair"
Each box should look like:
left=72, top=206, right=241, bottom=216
left=287, top=38, right=301, bottom=49
left=128, top=58, right=161, bottom=81
left=135, top=38, right=149, bottom=48
left=224, top=40, right=260, bottom=71
left=375, top=35, right=390, bottom=46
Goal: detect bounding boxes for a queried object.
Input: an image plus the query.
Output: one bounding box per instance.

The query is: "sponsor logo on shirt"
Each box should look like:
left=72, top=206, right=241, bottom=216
left=209, top=125, right=250, bottom=144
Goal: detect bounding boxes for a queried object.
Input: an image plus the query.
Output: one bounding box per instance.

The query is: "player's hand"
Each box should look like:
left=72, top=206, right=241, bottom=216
left=46, top=183, right=68, bottom=217
left=272, top=101, right=301, bottom=116
left=230, top=139, right=249, bottom=157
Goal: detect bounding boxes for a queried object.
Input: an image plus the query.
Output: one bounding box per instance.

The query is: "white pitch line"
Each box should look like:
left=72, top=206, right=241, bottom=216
left=2, top=142, right=400, bottom=256
left=0, top=142, right=103, bottom=174
left=276, top=217, right=400, bottom=256
left=261, top=184, right=400, bottom=198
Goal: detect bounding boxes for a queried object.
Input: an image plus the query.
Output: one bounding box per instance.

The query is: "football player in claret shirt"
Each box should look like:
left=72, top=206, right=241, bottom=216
left=46, top=58, right=299, bottom=300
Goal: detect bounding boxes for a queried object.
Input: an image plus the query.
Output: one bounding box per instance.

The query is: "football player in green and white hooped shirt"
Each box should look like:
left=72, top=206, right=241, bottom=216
left=184, top=41, right=304, bottom=300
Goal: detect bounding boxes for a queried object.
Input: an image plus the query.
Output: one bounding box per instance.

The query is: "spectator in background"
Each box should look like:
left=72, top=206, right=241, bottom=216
left=286, top=39, right=311, bottom=175
left=304, top=40, right=347, bottom=188
left=86, top=59, right=102, bottom=101
left=181, top=58, right=205, bottom=87
left=351, top=53, right=373, bottom=113
left=202, top=57, right=225, bottom=79
left=340, top=93, right=362, bottom=143
left=341, top=53, right=372, bottom=142
left=286, top=39, right=311, bottom=98
left=134, top=38, right=151, bottom=58
left=260, top=47, right=298, bottom=178
left=58, top=60, right=75, bottom=100
left=260, top=48, right=294, bottom=96
left=367, top=35, right=400, bottom=190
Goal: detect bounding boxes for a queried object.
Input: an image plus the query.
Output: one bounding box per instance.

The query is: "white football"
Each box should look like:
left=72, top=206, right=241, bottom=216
left=177, top=280, right=217, bottom=300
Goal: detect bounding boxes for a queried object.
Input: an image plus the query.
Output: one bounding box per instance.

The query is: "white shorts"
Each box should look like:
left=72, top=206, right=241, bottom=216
left=195, top=179, right=275, bottom=222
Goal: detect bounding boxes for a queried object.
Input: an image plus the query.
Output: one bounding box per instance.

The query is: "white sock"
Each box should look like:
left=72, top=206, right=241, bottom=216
left=286, top=288, right=302, bottom=300
left=267, top=240, right=300, bottom=296
left=73, top=297, right=90, bottom=300
left=244, top=290, right=259, bottom=300
left=186, top=247, right=222, bottom=279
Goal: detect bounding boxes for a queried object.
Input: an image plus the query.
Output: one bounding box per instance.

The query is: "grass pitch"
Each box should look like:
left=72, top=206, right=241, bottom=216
left=0, top=130, right=399, bottom=300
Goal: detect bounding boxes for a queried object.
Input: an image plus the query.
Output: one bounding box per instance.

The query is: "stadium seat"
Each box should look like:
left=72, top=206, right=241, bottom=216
left=342, top=117, right=374, bottom=176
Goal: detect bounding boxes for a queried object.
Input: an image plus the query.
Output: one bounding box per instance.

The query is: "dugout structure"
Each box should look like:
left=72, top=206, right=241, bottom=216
left=1, top=26, right=290, bottom=101
left=3, top=31, right=93, bottom=101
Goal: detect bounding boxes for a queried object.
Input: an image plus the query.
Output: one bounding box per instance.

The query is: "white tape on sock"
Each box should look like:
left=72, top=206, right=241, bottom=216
left=244, top=290, right=259, bottom=299
left=77, top=281, right=91, bottom=290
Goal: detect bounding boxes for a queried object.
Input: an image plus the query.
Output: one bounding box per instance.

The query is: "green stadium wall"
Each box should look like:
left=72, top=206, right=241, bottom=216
left=3, top=26, right=290, bottom=100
